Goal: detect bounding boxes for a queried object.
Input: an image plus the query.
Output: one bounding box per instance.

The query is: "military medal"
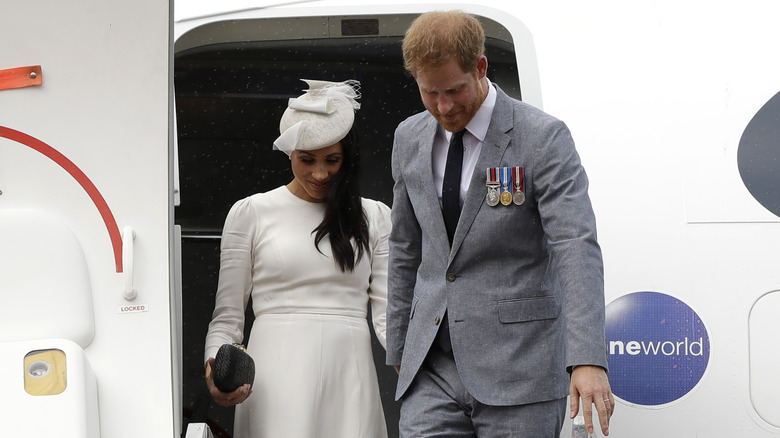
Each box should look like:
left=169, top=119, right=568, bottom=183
left=499, top=166, right=513, bottom=206
left=485, top=167, right=500, bottom=206
left=500, top=190, right=513, bottom=206
left=512, top=166, right=525, bottom=205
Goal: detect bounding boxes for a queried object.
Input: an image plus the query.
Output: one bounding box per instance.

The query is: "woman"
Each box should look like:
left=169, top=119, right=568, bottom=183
left=204, top=79, right=389, bottom=438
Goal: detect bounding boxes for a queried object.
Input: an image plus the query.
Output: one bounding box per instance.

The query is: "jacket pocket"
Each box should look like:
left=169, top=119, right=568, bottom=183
left=497, top=296, right=560, bottom=323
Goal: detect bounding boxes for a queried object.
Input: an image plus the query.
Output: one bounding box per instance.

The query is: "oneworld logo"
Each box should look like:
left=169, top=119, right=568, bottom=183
left=610, top=337, right=705, bottom=357
left=605, top=291, right=710, bottom=406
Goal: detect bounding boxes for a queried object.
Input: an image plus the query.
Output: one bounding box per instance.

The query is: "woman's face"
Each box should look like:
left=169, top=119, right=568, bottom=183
left=288, top=142, right=344, bottom=202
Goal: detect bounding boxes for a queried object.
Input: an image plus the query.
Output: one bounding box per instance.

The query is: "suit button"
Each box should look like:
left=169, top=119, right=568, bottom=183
left=434, top=316, right=441, bottom=325
left=447, top=273, right=456, bottom=282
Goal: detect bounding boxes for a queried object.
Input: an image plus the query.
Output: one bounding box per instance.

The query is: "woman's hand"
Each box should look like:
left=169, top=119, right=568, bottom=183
left=205, top=357, right=253, bottom=407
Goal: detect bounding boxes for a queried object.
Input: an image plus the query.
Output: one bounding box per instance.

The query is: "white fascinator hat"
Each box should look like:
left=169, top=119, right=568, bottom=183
left=273, top=79, right=361, bottom=156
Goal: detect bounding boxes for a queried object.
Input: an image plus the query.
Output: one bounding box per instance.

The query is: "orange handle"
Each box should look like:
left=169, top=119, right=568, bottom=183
left=0, top=65, right=42, bottom=91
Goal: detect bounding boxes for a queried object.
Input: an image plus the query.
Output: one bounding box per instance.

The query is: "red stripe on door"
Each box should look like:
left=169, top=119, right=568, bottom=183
left=0, top=126, right=124, bottom=272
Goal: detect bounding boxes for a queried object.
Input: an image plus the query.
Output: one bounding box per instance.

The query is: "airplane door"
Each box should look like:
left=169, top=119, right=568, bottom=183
left=0, top=1, right=179, bottom=437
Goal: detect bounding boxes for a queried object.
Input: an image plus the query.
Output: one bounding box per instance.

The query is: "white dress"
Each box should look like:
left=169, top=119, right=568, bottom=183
left=204, top=186, right=390, bottom=438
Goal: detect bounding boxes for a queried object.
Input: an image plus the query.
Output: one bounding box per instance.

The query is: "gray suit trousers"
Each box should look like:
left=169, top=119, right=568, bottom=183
left=399, top=346, right=567, bottom=438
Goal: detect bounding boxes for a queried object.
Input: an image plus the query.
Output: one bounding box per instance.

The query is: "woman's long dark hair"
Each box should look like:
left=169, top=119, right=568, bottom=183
left=312, top=126, right=369, bottom=272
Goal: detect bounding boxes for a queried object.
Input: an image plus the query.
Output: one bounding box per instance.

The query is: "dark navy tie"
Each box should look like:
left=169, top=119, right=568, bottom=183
left=437, top=129, right=465, bottom=352
left=441, top=129, right=466, bottom=245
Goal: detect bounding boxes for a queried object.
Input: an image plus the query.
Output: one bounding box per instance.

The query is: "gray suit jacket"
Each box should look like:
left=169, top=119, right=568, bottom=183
left=386, top=85, right=608, bottom=406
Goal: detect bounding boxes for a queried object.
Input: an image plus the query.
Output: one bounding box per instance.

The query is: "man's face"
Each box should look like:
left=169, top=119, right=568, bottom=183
left=415, top=56, right=488, bottom=133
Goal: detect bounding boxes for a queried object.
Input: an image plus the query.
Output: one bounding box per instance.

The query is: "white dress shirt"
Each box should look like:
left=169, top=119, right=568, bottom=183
left=432, top=81, right=497, bottom=207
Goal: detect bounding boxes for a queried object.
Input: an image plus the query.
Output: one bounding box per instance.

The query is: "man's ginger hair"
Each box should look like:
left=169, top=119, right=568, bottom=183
left=402, top=10, right=486, bottom=77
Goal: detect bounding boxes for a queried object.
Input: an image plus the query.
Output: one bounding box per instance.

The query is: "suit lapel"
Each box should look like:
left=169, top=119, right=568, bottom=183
left=450, top=88, right=513, bottom=258
left=407, top=118, right=452, bottom=256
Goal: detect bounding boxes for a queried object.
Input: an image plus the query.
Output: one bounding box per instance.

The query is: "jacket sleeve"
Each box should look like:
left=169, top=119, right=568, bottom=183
left=531, top=119, right=608, bottom=371
left=386, top=124, right=423, bottom=366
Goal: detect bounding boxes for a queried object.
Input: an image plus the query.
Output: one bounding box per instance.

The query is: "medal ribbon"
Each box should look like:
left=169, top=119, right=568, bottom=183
left=486, top=167, right=498, bottom=184
left=512, top=166, right=524, bottom=194
left=499, top=167, right=511, bottom=194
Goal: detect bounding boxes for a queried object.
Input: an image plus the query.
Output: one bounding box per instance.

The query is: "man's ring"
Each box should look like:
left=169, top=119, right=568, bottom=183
left=603, top=399, right=610, bottom=403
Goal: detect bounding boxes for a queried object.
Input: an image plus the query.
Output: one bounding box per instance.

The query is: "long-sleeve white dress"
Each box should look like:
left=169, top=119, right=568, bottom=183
left=204, top=186, right=390, bottom=438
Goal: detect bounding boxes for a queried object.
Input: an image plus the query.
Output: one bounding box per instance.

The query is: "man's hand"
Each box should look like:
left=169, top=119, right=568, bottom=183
left=570, top=365, right=613, bottom=436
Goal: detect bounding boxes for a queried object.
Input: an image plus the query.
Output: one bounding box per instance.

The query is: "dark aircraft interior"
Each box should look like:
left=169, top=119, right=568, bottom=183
left=174, top=14, right=521, bottom=437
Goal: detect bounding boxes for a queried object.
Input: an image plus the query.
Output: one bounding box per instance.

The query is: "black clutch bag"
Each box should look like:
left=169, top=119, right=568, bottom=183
left=213, top=343, right=255, bottom=393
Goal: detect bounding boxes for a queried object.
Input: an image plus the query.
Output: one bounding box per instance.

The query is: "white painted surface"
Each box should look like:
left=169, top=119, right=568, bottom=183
left=1, top=0, right=779, bottom=436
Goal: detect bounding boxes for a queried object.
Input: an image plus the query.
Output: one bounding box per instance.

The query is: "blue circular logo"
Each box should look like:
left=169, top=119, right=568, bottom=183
left=605, top=292, right=710, bottom=406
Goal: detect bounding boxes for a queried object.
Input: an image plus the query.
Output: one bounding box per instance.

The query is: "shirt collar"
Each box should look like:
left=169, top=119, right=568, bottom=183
left=465, top=80, right=496, bottom=143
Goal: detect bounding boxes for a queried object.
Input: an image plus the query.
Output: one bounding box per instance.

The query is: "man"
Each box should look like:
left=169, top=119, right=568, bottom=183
left=386, top=10, right=613, bottom=437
